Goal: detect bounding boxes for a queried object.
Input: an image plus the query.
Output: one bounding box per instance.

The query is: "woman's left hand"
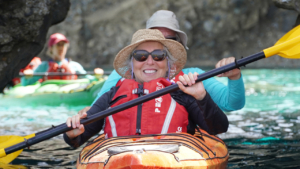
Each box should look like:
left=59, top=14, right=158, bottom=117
left=177, top=72, right=206, bottom=100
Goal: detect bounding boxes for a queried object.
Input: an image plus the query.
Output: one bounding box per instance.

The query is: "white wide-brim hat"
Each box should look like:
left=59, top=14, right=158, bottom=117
left=146, top=10, right=188, bottom=49
left=114, top=29, right=187, bottom=79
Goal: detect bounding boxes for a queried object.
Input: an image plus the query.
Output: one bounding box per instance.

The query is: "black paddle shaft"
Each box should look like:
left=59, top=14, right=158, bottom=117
left=4, top=51, right=265, bottom=156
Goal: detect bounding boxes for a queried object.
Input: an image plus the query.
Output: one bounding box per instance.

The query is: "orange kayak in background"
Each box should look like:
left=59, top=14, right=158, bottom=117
left=77, top=130, right=229, bottom=169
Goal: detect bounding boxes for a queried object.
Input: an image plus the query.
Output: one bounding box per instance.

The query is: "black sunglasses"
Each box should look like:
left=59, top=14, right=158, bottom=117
left=131, top=49, right=167, bottom=62
left=165, top=36, right=178, bottom=41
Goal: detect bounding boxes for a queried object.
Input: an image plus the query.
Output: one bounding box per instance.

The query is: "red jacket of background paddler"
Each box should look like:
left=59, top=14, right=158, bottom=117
left=12, top=57, right=42, bottom=85
left=44, top=59, right=77, bottom=80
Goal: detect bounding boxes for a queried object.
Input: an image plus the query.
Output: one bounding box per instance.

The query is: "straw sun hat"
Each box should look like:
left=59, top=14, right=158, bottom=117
left=113, top=29, right=187, bottom=79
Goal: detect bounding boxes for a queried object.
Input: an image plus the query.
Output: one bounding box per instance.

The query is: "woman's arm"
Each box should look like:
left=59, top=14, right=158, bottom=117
left=63, top=87, right=116, bottom=148
left=69, top=61, right=86, bottom=74
left=175, top=72, right=228, bottom=135
left=195, top=92, right=229, bottom=135
left=172, top=91, right=228, bottom=135
left=68, top=61, right=98, bottom=80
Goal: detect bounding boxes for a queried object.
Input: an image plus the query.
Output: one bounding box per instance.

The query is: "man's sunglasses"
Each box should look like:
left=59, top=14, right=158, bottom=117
left=165, top=36, right=178, bottom=41
left=131, top=49, right=167, bottom=62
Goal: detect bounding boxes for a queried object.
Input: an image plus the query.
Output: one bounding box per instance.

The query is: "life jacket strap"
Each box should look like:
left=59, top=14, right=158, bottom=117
left=161, top=98, right=177, bottom=134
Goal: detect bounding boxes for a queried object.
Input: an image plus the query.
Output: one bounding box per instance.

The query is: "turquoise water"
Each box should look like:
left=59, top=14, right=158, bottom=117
left=1, top=69, right=300, bottom=168
left=0, top=105, right=86, bottom=136
left=217, top=69, right=300, bottom=141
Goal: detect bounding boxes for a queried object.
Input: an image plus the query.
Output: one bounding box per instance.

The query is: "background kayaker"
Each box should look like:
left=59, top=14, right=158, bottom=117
left=77, top=10, right=245, bottom=116
left=21, top=33, right=104, bottom=86
left=63, top=29, right=228, bottom=147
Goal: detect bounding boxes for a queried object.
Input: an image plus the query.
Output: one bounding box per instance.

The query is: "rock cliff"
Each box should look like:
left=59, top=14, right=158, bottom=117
left=0, top=0, right=70, bottom=91
left=46, top=0, right=299, bottom=69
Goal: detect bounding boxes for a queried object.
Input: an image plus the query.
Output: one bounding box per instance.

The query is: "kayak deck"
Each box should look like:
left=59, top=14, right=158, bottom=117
left=77, top=131, right=228, bottom=169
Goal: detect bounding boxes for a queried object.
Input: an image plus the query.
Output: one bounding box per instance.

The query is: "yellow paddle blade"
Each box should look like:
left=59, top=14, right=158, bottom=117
left=264, top=25, right=300, bottom=58
left=0, top=136, right=24, bottom=164
left=0, top=162, right=27, bottom=169
left=0, top=134, right=35, bottom=164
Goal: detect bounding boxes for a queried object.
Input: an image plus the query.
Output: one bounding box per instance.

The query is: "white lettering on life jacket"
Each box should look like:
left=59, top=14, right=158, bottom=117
left=170, top=76, right=176, bottom=83
left=155, top=102, right=161, bottom=107
left=176, top=127, right=182, bottom=133
left=155, top=97, right=163, bottom=113
left=156, top=82, right=164, bottom=91
left=155, top=97, right=163, bottom=102
left=155, top=97, right=163, bottom=107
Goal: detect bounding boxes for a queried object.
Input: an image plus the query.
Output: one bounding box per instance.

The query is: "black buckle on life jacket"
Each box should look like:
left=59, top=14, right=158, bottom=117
left=132, top=88, right=149, bottom=95
left=132, top=84, right=149, bottom=95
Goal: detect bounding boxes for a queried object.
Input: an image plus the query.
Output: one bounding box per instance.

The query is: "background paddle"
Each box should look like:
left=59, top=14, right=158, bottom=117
left=18, top=71, right=112, bottom=77
left=1, top=25, right=300, bottom=164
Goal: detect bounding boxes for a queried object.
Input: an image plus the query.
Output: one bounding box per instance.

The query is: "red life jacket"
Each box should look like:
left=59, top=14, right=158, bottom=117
left=104, top=78, right=189, bottom=138
left=44, top=60, right=77, bottom=80
left=12, top=57, right=42, bottom=86
left=21, top=57, right=42, bottom=72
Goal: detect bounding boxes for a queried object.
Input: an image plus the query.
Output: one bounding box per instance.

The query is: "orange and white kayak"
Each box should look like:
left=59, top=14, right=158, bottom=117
left=77, top=130, right=228, bottom=169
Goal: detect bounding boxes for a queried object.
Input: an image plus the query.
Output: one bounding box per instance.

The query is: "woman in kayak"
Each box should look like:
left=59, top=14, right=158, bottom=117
left=78, top=10, right=245, bottom=120
left=64, top=29, right=228, bottom=148
left=21, top=33, right=103, bottom=86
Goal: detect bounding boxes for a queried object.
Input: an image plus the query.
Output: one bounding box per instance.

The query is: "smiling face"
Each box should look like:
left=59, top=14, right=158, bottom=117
left=50, top=41, right=68, bottom=61
left=132, top=41, right=168, bottom=83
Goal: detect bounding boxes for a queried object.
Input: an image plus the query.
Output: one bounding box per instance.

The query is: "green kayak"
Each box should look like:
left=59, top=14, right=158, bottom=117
left=0, top=77, right=107, bottom=106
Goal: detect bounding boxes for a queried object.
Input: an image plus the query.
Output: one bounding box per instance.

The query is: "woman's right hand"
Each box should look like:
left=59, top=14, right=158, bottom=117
left=65, top=110, right=88, bottom=139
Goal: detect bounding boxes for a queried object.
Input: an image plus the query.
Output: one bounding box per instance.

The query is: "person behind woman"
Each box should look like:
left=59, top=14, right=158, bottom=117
left=64, top=29, right=228, bottom=148
left=21, top=33, right=103, bottom=86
